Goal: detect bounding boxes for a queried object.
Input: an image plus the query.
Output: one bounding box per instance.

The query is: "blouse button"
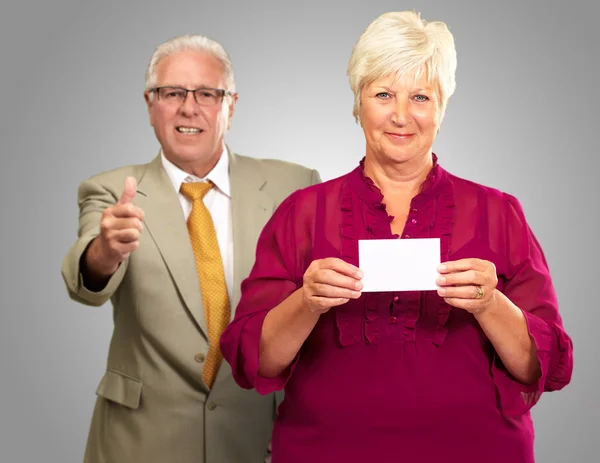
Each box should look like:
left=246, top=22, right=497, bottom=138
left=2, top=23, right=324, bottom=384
left=390, top=316, right=397, bottom=324
left=365, top=318, right=371, bottom=324
left=412, top=208, right=418, bottom=214
left=393, top=296, right=399, bottom=303
left=411, top=219, right=417, bottom=224
left=404, top=234, right=410, bottom=239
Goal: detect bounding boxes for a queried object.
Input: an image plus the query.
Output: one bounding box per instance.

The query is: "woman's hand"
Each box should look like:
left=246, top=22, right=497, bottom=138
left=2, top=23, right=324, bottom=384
left=257, top=258, right=362, bottom=377
left=302, top=258, right=363, bottom=314
left=436, top=258, right=498, bottom=314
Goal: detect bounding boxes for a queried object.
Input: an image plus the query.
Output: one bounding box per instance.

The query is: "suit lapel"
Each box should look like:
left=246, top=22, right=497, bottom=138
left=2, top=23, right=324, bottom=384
left=229, top=151, right=275, bottom=315
left=135, top=155, right=208, bottom=339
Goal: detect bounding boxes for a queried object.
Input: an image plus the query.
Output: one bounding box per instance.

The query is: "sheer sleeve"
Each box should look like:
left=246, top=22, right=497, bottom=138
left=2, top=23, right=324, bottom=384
left=492, top=193, right=574, bottom=416
left=221, top=193, right=306, bottom=395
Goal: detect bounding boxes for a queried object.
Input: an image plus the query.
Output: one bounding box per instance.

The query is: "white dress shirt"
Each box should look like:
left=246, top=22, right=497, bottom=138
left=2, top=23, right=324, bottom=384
left=161, top=149, right=234, bottom=305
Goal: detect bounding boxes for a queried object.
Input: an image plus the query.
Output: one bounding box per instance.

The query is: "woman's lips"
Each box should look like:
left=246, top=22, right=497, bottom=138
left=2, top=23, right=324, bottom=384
left=385, top=132, right=415, bottom=140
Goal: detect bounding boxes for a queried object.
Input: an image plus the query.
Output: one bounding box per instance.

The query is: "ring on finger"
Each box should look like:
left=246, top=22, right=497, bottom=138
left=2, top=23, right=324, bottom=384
left=475, top=285, right=484, bottom=299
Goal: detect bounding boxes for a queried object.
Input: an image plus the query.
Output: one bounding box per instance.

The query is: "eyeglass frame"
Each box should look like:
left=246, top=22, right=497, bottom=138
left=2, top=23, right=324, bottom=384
left=149, top=86, right=235, bottom=106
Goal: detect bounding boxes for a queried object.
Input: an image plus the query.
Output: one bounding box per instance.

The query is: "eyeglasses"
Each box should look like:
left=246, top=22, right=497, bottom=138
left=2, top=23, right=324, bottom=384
left=150, top=86, right=233, bottom=106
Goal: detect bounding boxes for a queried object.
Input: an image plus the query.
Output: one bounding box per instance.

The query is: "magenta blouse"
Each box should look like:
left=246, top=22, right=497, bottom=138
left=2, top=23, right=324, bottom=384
left=221, top=156, right=573, bottom=463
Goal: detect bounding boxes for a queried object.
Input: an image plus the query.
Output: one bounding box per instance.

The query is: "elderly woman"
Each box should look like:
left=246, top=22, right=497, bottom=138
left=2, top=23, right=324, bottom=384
left=221, top=11, right=573, bottom=463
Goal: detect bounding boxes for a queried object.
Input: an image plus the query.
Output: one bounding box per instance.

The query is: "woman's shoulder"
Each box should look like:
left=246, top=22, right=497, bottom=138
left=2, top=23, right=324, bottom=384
left=445, top=170, right=526, bottom=220
left=283, top=171, right=352, bottom=203
left=447, top=171, right=520, bottom=205
left=270, top=172, right=352, bottom=221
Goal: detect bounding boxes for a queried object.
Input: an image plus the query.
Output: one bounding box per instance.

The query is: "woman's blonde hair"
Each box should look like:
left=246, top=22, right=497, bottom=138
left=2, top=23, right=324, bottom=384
left=347, top=11, right=457, bottom=123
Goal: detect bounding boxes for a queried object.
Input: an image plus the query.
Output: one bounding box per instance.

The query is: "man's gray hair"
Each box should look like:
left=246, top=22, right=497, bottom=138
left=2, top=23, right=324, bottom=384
left=145, top=34, right=235, bottom=93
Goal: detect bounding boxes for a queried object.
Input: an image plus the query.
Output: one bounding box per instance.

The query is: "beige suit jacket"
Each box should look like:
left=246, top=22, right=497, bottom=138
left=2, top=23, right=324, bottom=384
left=61, top=150, right=321, bottom=463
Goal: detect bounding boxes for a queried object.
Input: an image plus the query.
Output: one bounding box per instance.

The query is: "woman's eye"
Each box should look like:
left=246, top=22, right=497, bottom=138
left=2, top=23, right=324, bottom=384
left=376, top=92, right=390, bottom=99
left=414, top=94, right=429, bottom=102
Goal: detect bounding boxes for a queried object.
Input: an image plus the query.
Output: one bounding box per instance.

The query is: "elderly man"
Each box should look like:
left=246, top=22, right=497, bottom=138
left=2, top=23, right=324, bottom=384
left=61, top=34, right=320, bottom=463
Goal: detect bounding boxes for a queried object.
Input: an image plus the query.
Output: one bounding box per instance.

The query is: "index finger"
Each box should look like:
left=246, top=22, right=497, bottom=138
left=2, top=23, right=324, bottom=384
left=438, top=258, right=485, bottom=274
left=321, top=257, right=363, bottom=279
left=111, top=203, right=145, bottom=220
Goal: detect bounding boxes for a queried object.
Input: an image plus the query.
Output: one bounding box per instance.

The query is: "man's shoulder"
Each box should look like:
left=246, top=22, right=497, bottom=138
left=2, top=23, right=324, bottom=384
left=85, top=161, right=153, bottom=189
left=233, top=152, right=315, bottom=177
left=232, top=152, right=318, bottom=198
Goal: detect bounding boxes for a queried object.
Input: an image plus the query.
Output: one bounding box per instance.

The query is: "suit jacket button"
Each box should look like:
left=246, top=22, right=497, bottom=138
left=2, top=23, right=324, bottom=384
left=194, top=353, right=205, bottom=363
left=207, top=401, right=217, bottom=410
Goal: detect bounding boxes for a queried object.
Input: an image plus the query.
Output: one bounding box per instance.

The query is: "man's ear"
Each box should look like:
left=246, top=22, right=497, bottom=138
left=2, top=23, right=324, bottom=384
left=144, top=91, right=155, bottom=125
left=227, top=93, right=239, bottom=129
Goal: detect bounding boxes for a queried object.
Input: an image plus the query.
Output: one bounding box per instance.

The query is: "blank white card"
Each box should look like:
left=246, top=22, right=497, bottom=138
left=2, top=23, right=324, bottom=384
left=358, top=238, right=440, bottom=292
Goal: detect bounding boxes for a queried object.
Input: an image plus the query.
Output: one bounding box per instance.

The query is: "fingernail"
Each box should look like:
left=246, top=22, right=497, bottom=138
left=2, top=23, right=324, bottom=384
left=355, top=281, right=363, bottom=290
left=356, top=270, right=364, bottom=279
left=438, top=264, right=446, bottom=272
left=437, top=276, right=446, bottom=285
left=437, top=288, right=446, bottom=296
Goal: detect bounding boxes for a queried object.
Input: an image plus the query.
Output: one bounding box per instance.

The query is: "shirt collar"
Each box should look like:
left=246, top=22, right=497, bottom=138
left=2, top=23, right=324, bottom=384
left=351, top=153, right=446, bottom=206
left=161, top=147, right=231, bottom=197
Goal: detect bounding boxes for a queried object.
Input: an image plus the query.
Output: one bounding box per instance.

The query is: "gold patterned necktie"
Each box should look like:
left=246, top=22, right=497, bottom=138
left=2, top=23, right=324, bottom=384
left=180, top=181, right=230, bottom=389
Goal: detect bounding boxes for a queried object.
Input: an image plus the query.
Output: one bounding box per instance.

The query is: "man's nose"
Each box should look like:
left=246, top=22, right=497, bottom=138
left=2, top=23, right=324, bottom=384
left=179, top=91, right=199, bottom=116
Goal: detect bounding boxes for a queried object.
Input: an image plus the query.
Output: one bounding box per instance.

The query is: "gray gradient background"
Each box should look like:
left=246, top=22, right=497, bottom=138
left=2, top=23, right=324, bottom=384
left=1, top=0, right=598, bottom=461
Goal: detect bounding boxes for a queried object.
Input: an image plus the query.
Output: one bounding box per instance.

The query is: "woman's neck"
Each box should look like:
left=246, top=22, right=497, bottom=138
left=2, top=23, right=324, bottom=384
left=364, top=152, right=433, bottom=198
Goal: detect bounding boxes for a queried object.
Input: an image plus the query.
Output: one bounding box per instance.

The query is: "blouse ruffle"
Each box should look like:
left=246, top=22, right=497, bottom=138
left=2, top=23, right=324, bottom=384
left=338, top=155, right=455, bottom=347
